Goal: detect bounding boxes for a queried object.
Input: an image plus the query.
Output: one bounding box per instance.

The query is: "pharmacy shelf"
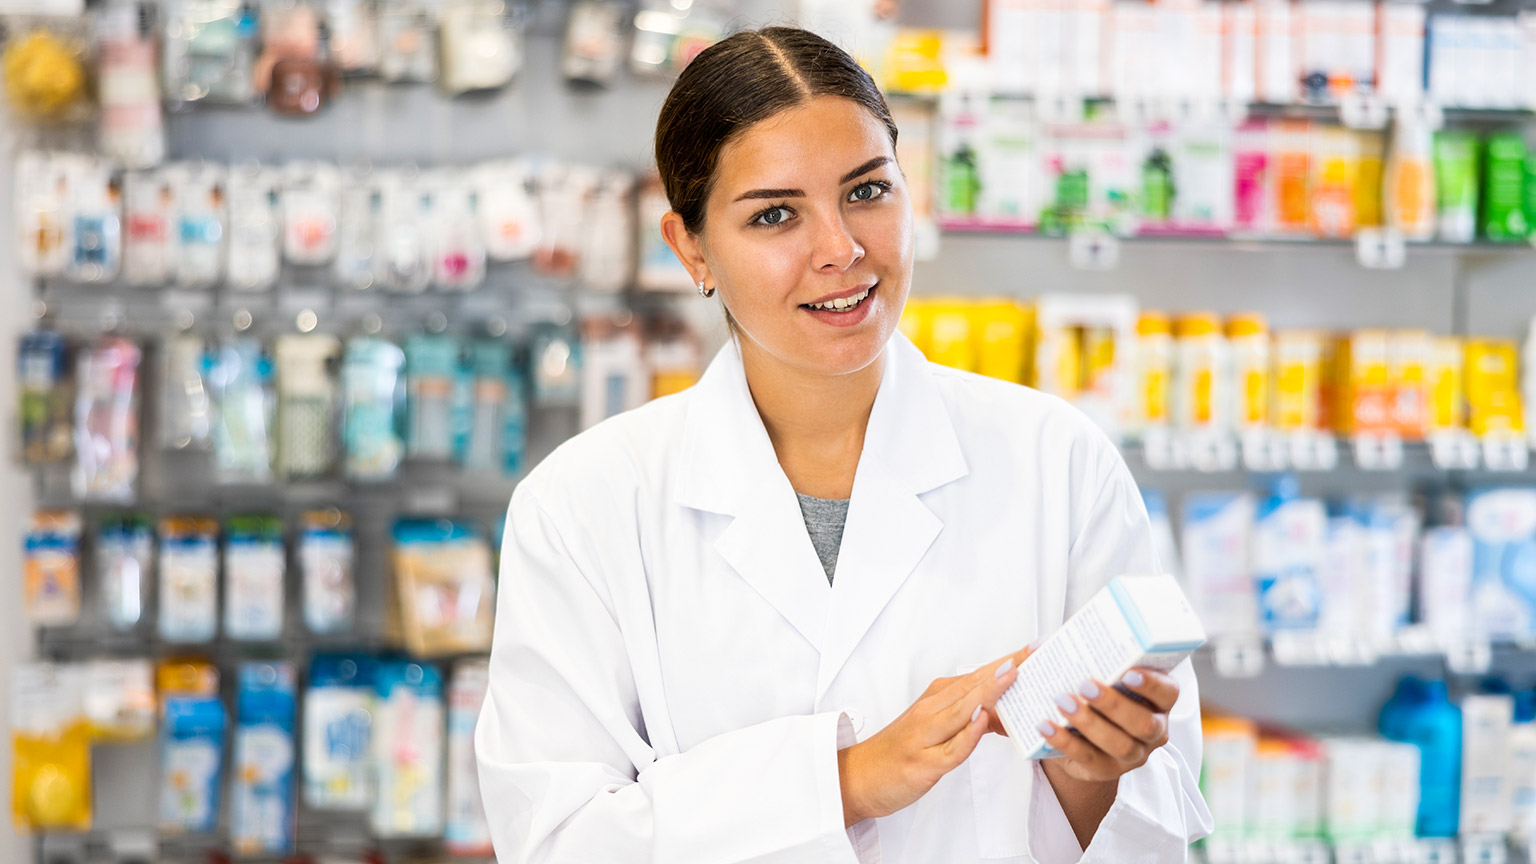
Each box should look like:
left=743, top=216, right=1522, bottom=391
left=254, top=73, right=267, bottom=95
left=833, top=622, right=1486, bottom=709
left=1120, top=437, right=1535, bottom=477
left=1198, top=629, right=1536, bottom=680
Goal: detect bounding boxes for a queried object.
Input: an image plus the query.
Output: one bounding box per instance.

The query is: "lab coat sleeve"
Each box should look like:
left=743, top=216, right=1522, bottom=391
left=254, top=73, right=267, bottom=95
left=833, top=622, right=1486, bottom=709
left=475, top=482, right=864, bottom=864
left=1027, top=448, right=1214, bottom=864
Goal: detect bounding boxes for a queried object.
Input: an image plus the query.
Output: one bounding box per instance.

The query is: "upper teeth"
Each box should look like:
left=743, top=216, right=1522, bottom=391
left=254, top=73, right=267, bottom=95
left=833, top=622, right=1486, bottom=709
left=809, top=288, right=871, bottom=311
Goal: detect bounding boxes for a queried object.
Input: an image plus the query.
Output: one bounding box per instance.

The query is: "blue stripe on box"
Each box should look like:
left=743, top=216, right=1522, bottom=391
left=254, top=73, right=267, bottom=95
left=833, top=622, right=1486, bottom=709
left=1109, top=577, right=1204, bottom=654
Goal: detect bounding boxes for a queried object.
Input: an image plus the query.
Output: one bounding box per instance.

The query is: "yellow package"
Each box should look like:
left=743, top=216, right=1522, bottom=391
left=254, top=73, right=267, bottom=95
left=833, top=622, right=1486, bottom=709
left=883, top=29, right=949, bottom=94
left=973, top=302, right=1030, bottom=384
left=156, top=658, right=219, bottom=702
left=1134, top=313, right=1173, bottom=431
left=1354, top=130, right=1384, bottom=229
left=1310, top=127, right=1359, bottom=238
left=1174, top=313, right=1225, bottom=431
left=392, top=520, right=496, bottom=658
left=1388, top=330, right=1429, bottom=439
left=926, top=301, right=976, bottom=372
left=1080, top=326, right=1118, bottom=400
left=1273, top=330, right=1324, bottom=432
left=1466, top=339, right=1525, bottom=437
left=1227, top=314, right=1270, bottom=431
left=1274, top=121, right=1313, bottom=233
left=1424, top=337, right=1465, bottom=434
left=12, top=664, right=91, bottom=830
left=1336, top=330, right=1392, bottom=435
left=1033, top=324, right=1081, bottom=400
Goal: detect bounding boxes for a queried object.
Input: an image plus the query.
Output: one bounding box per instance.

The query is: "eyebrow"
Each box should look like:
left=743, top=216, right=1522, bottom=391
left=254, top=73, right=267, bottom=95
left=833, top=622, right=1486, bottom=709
left=731, top=156, right=893, bottom=202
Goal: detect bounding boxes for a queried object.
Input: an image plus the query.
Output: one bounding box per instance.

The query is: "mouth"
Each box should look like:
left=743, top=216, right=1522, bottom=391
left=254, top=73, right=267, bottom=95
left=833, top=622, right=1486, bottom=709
left=801, top=283, right=876, bottom=313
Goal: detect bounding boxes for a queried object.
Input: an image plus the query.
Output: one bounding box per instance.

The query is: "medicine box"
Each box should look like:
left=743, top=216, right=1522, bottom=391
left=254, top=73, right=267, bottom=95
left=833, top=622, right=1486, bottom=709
left=995, top=573, right=1207, bottom=760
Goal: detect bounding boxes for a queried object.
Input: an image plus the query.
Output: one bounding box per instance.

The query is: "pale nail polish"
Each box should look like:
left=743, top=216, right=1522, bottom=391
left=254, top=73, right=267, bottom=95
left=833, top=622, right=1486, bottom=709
left=1123, top=670, right=1145, bottom=688
left=1035, top=720, right=1055, bottom=737
left=1027, top=636, right=1043, bottom=651
left=1054, top=692, right=1077, bottom=714
left=971, top=705, right=983, bottom=724
left=1079, top=680, right=1101, bottom=700
left=994, top=658, right=1015, bottom=678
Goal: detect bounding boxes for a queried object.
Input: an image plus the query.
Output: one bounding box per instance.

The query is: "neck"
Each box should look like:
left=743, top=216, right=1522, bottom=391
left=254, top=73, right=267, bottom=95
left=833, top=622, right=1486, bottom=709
left=739, top=338, right=885, bottom=500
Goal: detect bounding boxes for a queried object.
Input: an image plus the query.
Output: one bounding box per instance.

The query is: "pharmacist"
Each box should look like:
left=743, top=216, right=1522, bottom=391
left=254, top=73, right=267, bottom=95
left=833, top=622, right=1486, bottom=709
left=475, top=26, right=1211, bottom=864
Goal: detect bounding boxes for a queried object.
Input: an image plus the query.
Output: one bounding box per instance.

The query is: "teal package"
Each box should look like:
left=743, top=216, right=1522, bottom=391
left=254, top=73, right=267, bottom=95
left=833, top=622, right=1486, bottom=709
left=460, top=339, right=527, bottom=476
left=404, top=334, right=468, bottom=461
left=231, top=661, right=297, bottom=856
left=159, top=696, right=226, bottom=834
left=210, top=338, right=275, bottom=483
left=340, top=337, right=406, bottom=480
left=1467, top=488, right=1536, bottom=640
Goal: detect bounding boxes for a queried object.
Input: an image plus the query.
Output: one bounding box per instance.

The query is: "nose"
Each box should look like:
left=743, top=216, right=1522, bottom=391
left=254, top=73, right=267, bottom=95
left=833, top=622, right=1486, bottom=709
left=812, top=211, right=863, bottom=273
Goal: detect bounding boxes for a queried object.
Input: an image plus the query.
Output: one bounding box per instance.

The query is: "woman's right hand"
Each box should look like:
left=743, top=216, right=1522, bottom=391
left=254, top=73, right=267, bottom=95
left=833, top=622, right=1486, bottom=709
left=837, top=648, right=1029, bottom=827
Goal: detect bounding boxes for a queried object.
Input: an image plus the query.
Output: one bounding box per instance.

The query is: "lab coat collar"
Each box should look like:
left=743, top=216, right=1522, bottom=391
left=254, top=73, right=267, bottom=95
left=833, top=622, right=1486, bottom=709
left=674, top=333, right=969, bottom=699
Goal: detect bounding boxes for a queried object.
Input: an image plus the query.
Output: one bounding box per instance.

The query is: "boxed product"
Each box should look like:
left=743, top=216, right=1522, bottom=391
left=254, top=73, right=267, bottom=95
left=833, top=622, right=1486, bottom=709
left=993, top=574, right=1207, bottom=760
left=1467, top=489, right=1536, bottom=639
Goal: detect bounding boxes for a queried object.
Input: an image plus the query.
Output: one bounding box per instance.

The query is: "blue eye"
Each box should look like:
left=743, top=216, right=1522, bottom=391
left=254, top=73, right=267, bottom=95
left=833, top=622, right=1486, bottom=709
left=752, top=206, right=791, bottom=226
left=850, top=180, right=891, bottom=202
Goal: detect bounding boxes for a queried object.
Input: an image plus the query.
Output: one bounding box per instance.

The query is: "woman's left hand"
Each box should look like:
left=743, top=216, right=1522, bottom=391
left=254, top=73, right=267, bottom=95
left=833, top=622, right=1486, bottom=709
left=1034, top=668, right=1179, bottom=783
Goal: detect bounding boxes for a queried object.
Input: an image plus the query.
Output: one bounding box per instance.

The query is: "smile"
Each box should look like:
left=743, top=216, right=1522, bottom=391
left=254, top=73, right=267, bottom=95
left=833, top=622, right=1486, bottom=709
left=803, top=285, right=874, bottom=312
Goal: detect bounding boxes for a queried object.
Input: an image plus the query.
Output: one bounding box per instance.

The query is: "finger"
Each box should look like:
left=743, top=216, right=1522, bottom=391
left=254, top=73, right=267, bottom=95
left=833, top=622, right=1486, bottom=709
left=932, top=654, right=1021, bottom=714
left=920, top=675, right=959, bottom=699
left=938, top=703, right=991, bottom=767
left=1035, top=717, right=1115, bottom=778
left=928, top=660, right=1020, bottom=746
left=1054, top=689, right=1148, bottom=766
left=1080, top=680, right=1169, bottom=747
left=1119, top=669, right=1179, bottom=714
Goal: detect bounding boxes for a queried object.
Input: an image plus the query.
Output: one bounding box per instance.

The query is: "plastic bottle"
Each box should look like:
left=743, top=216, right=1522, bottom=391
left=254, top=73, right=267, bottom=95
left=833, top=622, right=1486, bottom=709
left=1227, top=314, right=1270, bottom=434
left=1408, top=679, right=1463, bottom=837
left=1511, top=691, right=1536, bottom=842
left=1379, top=675, right=1426, bottom=742
left=1174, top=312, right=1231, bottom=435
left=1385, top=119, right=1436, bottom=241
left=1133, top=312, right=1174, bottom=437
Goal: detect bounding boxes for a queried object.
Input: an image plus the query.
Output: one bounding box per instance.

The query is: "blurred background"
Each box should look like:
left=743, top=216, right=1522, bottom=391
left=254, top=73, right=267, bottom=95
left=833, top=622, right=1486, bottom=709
left=7, top=0, right=1536, bottom=862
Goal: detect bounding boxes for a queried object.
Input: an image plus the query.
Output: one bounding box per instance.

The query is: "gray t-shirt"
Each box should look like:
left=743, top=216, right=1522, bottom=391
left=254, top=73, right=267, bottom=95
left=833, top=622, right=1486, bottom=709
left=796, top=492, right=850, bottom=585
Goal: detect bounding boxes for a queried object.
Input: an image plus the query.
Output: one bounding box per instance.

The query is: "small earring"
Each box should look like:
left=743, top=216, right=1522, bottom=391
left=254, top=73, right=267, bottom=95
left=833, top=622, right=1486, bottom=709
left=697, top=280, right=715, bottom=298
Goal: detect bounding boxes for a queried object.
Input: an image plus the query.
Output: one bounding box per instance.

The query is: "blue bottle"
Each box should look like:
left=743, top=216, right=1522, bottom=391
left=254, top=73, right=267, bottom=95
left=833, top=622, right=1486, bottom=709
left=1379, top=676, right=1426, bottom=742
left=1409, top=680, right=1463, bottom=838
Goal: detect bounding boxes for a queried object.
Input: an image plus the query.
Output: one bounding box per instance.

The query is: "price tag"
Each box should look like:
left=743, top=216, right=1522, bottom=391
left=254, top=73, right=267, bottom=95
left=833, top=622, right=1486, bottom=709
left=1397, top=101, right=1445, bottom=131
left=1394, top=625, right=1440, bottom=657
left=1353, top=433, right=1405, bottom=470
left=1114, top=94, right=1157, bottom=126
left=1288, top=432, right=1339, bottom=471
left=1481, top=435, right=1530, bottom=472
left=1141, top=427, right=1184, bottom=471
left=1068, top=230, right=1121, bottom=270
left=1413, top=838, right=1459, bottom=864
left=404, top=485, right=458, bottom=516
left=1322, top=635, right=1377, bottom=666
left=1333, top=841, right=1374, bottom=864
left=1356, top=228, right=1407, bottom=269
left=1187, top=432, right=1239, bottom=472
left=1429, top=431, right=1480, bottom=470
left=1459, top=835, right=1507, bottom=864
left=1340, top=92, right=1391, bottom=129
left=1239, top=839, right=1274, bottom=864
left=1371, top=838, right=1412, bottom=864
left=1036, top=92, right=1086, bottom=125
left=1200, top=838, right=1241, bottom=864
left=1213, top=635, right=1266, bottom=678
left=1271, top=631, right=1327, bottom=666
left=1292, top=839, right=1333, bottom=864
left=1216, top=96, right=1250, bottom=127
left=1242, top=431, right=1288, bottom=472
left=1445, top=639, right=1493, bottom=675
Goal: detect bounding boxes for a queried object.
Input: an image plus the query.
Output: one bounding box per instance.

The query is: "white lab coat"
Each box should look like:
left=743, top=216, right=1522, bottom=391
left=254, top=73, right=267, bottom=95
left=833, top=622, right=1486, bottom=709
left=476, top=332, right=1213, bottom=864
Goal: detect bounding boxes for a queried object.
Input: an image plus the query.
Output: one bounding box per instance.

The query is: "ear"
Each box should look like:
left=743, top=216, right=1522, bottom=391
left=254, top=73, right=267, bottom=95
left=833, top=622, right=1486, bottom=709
left=660, top=211, right=710, bottom=288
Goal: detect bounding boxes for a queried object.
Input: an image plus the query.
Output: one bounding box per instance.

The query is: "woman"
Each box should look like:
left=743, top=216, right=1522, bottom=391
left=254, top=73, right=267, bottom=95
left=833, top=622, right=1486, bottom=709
left=476, top=26, right=1211, bottom=864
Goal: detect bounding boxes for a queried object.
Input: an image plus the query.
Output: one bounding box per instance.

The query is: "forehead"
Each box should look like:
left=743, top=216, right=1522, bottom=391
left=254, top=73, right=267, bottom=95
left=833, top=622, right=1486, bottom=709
left=712, top=96, right=893, bottom=189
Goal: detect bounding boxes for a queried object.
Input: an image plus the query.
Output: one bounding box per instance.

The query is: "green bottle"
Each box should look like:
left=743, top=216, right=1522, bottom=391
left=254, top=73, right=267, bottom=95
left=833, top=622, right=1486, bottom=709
left=943, top=142, right=981, bottom=216
left=1142, top=148, right=1175, bottom=222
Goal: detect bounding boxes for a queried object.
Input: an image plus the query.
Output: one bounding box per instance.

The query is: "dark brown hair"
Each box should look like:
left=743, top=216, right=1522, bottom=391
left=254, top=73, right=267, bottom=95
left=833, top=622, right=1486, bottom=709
left=654, top=26, right=899, bottom=235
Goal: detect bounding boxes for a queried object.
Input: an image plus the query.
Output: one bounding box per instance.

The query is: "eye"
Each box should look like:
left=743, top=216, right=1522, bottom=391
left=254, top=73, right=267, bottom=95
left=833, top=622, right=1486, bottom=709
left=751, top=205, right=792, bottom=227
left=849, top=180, right=891, bottom=202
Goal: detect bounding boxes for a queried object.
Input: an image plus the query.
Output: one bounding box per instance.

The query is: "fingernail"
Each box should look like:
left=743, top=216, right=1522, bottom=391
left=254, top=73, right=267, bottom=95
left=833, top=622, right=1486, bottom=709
left=1028, top=636, right=1043, bottom=651
left=971, top=705, right=983, bottom=724
left=1079, top=680, right=1101, bottom=700
left=1054, top=692, right=1078, bottom=714
left=1036, top=720, right=1055, bottom=737
left=1123, top=670, right=1144, bottom=688
left=994, top=658, right=1014, bottom=678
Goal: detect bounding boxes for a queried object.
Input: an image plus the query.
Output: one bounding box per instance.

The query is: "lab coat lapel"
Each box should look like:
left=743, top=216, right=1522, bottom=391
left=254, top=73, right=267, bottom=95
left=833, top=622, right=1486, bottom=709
left=673, top=341, right=831, bottom=652
left=815, top=336, right=968, bottom=701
